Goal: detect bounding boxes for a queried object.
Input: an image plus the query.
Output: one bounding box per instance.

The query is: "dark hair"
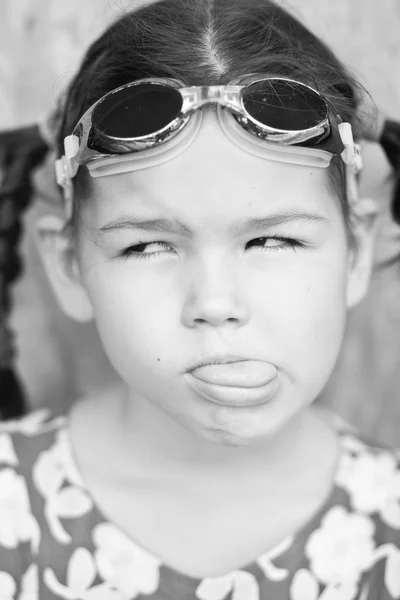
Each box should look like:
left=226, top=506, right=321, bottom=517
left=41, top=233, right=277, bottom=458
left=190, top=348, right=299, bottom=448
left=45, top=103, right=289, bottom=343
left=363, top=116, right=400, bottom=264
left=0, top=126, right=49, bottom=418
left=0, top=0, right=399, bottom=418
left=57, top=0, right=365, bottom=226
left=380, top=120, right=400, bottom=227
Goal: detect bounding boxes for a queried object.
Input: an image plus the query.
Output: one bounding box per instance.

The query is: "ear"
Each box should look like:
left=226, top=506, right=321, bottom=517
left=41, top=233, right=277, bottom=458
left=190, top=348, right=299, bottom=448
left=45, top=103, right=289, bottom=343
left=34, top=214, right=94, bottom=322
left=346, top=196, right=380, bottom=309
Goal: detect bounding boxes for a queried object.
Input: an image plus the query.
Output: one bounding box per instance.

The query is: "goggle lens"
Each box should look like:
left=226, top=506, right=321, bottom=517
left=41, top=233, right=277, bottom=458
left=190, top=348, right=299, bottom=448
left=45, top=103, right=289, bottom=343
left=93, top=82, right=183, bottom=138
left=89, top=78, right=331, bottom=146
left=241, top=79, right=328, bottom=131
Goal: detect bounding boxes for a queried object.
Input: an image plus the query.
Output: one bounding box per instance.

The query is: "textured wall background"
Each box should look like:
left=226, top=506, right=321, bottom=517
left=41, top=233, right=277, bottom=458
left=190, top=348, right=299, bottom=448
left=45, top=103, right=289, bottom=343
left=0, top=0, right=400, bottom=444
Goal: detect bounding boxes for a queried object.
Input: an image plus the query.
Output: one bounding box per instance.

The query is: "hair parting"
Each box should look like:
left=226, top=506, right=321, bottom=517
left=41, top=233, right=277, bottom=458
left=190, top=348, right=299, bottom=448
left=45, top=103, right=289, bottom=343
left=0, top=0, right=399, bottom=417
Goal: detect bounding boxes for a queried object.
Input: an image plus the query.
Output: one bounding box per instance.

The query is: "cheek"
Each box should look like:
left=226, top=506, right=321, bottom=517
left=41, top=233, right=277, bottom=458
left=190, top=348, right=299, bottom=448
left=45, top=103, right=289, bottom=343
left=80, top=229, right=350, bottom=393
left=81, top=264, right=180, bottom=372
left=251, top=247, right=349, bottom=374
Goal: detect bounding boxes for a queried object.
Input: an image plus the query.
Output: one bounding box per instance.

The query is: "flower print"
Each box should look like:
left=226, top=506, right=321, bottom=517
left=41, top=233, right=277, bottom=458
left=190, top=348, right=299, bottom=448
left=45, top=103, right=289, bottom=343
left=0, top=468, right=40, bottom=553
left=33, top=429, right=85, bottom=497
left=0, top=409, right=64, bottom=436
left=0, top=572, right=16, bottom=600
left=305, top=506, right=375, bottom=588
left=196, top=571, right=260, bottom=600
left=257, top=535, right=293, bottom=582
left=19, top=564, right=38, bottom=600
left=383, top=545, right=400, bottom=599
left=290, top=568, right=368, bottom=600
left=93, top=523, right=161, bottom=598
left=33, top=430, right=92, bottom=543
left=33, top=446, right=65, bottom=498
left=0, top=433, right=18, bottom=466
left=336, top=448, right=400, bottom=527
left=44, top=548, right=128, bottom=600
left=290, top=569, right=319, bottom=600
left=54, top=429, right=87, bottom=488
left=318, top=582, right=359, bottom=600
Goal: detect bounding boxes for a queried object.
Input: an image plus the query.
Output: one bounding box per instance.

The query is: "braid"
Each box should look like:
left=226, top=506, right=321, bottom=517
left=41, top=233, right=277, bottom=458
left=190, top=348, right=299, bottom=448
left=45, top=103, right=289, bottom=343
left=364, top=112, right=400, bottom=227
left=0, top=125, right=50, bottom=419
left=379, top=119, right=400, bottom=226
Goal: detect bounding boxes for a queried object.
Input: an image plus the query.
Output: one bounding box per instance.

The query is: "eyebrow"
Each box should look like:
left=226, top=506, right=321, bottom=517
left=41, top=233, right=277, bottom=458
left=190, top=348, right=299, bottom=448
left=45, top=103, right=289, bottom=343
left=98, top=210, right=330, bottom=236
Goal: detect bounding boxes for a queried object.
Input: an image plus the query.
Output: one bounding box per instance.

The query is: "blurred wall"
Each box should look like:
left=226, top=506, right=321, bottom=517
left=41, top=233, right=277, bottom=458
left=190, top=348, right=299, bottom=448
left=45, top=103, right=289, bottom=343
left=0, top=0, right=400, bottom=444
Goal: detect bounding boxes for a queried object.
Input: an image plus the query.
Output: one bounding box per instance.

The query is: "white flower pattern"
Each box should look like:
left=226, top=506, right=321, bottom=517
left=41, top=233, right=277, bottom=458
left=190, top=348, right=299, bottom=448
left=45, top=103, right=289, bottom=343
left=0, top=572, right=16, bottom=600
left=0, top=411, right=398, bottom=599
left=0, top=409, right=63, bottom=437
left=44, top=548, right=128, bottom=600
left=336, top=442, right=400, bottom=527
left=0, top=469, right=40, bottom=553
left=305, top=506, right=376, bottom=586
left=257, top=536, right=293, bottom=581
left=93, top=523, right=161, bottom=598
left=0, top=567, right=38, bottom=600
left=196, top=570, right=259, bottom=600
left=0, top=433, right=18, bottom=466
left=33, top=429, right=93, bottom=543
left=19, top=564, right=39, bottom=600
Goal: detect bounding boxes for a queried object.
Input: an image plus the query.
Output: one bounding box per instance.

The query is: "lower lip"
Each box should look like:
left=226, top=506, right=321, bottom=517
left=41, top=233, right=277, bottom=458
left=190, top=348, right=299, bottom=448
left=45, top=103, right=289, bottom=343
left=184, top=372, right=279, bottom=408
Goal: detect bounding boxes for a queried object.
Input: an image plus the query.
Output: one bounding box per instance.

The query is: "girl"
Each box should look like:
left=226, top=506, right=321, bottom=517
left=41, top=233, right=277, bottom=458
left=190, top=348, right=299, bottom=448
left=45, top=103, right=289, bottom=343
left=0, top=0, right=400, bottom=598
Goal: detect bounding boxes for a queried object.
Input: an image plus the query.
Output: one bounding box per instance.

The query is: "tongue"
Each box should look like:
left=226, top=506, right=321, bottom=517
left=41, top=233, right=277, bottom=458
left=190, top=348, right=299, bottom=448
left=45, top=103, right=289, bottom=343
left=190, top=361, right=277, bottom=388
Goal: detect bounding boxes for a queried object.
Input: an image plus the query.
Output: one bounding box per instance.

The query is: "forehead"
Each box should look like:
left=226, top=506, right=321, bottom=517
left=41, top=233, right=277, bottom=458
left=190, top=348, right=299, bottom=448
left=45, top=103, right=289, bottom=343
left=87, top=111, right=340, bottom=226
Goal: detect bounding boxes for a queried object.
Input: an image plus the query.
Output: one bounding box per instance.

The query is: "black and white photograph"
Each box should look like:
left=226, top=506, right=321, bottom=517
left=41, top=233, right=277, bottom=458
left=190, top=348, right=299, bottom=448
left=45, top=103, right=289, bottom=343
left=0, top=1, right=400, bottom=598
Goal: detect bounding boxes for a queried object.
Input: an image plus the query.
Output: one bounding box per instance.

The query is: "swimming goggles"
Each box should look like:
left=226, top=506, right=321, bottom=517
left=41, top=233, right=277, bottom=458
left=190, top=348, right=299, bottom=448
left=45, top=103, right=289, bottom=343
left=55, top=74, right=362, bottom=214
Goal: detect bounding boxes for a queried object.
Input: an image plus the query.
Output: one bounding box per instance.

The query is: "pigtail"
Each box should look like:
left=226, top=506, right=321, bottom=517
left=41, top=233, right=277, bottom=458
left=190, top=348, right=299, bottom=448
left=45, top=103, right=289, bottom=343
left=364, top=112, right=400, bottom=227
left=0, top=125, right=50, bottom=419
left=378, top=119, right=400, bottom=226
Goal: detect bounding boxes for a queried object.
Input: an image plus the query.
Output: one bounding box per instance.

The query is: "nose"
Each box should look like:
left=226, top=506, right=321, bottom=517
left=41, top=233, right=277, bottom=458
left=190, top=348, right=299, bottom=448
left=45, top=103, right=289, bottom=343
left=181, top=254, right=250, bottom=329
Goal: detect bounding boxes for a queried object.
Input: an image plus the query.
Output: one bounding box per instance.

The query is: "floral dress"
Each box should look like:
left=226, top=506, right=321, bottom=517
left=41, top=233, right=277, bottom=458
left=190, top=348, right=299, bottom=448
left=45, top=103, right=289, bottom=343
left=0, top=410, right=399, bottom=600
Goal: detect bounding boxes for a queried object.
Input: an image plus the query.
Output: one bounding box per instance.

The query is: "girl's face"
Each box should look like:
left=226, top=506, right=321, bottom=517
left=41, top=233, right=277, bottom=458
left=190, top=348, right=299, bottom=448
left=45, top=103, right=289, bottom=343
left=52, top=112, right=374, bottom=446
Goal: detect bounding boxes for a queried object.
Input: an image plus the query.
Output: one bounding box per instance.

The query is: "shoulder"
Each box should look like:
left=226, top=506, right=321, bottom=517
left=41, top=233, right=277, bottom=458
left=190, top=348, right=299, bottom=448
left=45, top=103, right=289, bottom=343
left=0, top=408, right=68, bottom=478
left=335, top=428, right=400, bottom=523
left=294, top=427, right=400, bottom=598
left=0, top=408, right=88, bottom=516
left=316, top=407, right=400, bottom=533
left=0, top=410, right=69, bottom=580
left=334, top=430, right=400, bottom=594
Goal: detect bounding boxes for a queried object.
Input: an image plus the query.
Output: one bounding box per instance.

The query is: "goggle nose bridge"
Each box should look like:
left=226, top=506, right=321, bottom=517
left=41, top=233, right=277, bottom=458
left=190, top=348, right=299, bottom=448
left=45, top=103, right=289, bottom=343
left=180, top=85, right=244, bottom=115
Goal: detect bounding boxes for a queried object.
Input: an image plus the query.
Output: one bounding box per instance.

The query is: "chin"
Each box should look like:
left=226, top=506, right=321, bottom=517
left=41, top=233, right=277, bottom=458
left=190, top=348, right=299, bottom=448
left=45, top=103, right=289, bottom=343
left=199, top=417, right=274, bottom=448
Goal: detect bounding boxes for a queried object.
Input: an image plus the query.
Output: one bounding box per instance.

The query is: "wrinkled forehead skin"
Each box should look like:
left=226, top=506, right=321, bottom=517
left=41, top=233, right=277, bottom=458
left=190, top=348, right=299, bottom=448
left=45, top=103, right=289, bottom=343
left=82, top=110, right=344, bottom=238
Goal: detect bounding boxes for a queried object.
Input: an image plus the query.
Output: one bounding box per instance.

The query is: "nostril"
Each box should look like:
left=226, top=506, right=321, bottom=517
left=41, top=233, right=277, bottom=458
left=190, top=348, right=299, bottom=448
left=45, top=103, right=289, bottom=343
left=193, top=316, right=239, bottom=326
left=182, top=294, right=250, bottom=329
left=193, top=318, right=207, bottom=325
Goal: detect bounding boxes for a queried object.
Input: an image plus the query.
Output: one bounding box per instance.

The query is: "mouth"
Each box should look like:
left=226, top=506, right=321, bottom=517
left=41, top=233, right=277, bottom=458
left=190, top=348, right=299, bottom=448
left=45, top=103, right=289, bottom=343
left=184, top=356, right=279, bottom=408
left=186, top=354, right=252, bottom=368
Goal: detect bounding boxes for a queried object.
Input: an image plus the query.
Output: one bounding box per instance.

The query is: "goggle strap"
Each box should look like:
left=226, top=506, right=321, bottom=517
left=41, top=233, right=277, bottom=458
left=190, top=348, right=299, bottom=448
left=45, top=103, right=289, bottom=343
left=54, top=105, right=362, bottom=213
left=346, top=161, right=362, bottom=207
left=60, top=174, right=74, bottom=221
left=55, top=138, right=79, bottom=188
left=338, top=122, right=359, bottom=168
left=65, top=135, right=80, bottom=161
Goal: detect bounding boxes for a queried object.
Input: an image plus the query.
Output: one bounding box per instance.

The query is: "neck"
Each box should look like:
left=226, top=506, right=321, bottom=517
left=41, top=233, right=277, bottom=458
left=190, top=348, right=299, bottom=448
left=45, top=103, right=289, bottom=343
left=110, top=386, right=321, bottom=478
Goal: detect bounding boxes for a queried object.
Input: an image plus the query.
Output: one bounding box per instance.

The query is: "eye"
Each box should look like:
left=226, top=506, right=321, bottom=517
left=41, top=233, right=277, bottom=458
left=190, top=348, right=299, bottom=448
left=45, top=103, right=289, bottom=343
left=119, top=241, right=175, bottom=261
left=245, top=236, right=305, bottom=252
